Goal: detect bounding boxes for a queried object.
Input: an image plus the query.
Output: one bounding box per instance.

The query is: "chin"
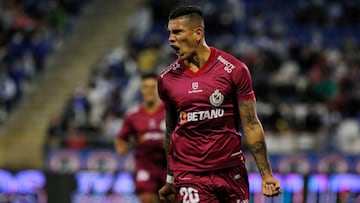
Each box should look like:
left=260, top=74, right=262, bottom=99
left=178, top=54, right=186, bottom=60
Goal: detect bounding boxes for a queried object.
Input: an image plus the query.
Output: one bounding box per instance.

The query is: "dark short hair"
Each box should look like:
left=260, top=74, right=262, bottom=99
left=141, top=72, right=158, bottom=80
left=168, top=5, right=203, bottom=20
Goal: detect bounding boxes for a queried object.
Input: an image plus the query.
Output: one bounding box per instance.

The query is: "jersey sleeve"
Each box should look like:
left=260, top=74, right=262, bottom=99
left=157, top=77, right=173, bottom=109
left=233, top=62, right=255, bottom=102
left=116, top=114, right=134, bottom=141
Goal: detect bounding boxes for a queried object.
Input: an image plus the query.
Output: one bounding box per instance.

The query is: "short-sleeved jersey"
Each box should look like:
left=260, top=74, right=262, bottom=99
left=158, top=47, right=255, bottom=172
left=117, top=104, right=166, bottom=165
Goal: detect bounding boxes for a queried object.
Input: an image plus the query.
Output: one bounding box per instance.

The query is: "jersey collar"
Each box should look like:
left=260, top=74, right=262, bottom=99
left=180, top=47, right=217, bottom=77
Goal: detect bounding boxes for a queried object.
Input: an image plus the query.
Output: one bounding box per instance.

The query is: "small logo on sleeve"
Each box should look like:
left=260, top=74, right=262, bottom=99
left=217, top=55, right=236, bottom=73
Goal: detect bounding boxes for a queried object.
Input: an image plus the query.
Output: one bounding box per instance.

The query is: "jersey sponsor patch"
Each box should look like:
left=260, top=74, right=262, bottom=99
left=188, top=82, right=203, bottom=94
left=160, top=62, right=181, bottom=78
left=217, top=55, right=236, bottom=73
left=179, top=108, right=225, bottom=124
left=136, top=169, right=150, bottom=181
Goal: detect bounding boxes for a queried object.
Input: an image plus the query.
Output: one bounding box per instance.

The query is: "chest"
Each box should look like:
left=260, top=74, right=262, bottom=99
left=167, top=73, right=234, bottom=109
left=131, top=114, right=165, bottom=133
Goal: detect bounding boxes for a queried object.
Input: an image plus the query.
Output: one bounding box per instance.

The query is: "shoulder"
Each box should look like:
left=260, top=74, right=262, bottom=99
left=124, top=105, right=141, bottom=118
left=158, top=60, right=182, bottom=80
left=215, top=48, right=248, bottom=73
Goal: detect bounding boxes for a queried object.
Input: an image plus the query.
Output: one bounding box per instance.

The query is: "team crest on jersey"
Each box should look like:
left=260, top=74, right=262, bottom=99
left=209, top=89, right=224, bottom=107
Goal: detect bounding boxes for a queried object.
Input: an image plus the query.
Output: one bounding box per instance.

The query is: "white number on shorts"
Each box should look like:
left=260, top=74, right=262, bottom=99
left=180, top=187, right=200, bottom=203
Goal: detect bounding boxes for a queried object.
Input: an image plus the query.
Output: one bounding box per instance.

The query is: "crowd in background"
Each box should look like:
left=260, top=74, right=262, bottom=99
left=2, top=0, right=359, bottom=154
left=0, top=0, right=87, bottom=123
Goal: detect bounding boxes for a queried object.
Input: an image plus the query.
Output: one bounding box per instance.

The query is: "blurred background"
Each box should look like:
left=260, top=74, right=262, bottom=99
left=0, top=0, right=359, bottom=203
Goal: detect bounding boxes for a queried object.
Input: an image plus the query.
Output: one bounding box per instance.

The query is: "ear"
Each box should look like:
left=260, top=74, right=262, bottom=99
left=194, top=27, right=203, bottom=42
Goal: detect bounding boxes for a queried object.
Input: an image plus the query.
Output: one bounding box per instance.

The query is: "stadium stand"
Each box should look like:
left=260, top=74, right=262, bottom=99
left=2, top=0, right=359, bottom=169
left=45, top=0, right=360, bottom=155
left=0, top=0, right=86, bottom=124
left=0, top=0, right=141, bottom=169
left=1, top=1, right=359, bottom=202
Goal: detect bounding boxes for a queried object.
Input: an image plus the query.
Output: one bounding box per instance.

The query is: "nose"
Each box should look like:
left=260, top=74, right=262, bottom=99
left=168, top=34, right=175, bottom=43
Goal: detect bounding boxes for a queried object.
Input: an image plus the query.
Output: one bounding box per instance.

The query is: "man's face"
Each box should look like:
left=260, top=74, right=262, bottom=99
left=168, top=16, right=199, bottom=60
left=140, top=78, right=158, bottom=104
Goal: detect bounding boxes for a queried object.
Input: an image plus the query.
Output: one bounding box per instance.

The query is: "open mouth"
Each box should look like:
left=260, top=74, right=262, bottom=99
left=171, top=45, right=180, bottom=55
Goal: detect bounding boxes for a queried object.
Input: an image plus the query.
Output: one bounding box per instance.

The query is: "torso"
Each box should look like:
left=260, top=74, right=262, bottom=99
left=118, top=103, right=166, bottom=164
left=158, top=47, right=255, bottom=171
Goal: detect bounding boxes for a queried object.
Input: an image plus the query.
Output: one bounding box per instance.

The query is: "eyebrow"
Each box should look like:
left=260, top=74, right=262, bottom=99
left=168, top=28, right=182, bottom=33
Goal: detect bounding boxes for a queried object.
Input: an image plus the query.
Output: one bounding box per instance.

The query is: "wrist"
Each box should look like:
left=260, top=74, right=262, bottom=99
left=166, top=174, right=174, bottom=184
left=261, top=173, right=274, bottom=179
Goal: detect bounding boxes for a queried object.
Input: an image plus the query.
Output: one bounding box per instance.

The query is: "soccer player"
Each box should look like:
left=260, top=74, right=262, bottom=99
left=157, top=5, right=281, bottom=203
left=114, top=73, right=166, bottom=203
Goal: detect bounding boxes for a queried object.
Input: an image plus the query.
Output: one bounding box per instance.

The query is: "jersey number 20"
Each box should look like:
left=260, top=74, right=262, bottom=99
left=180, top=187, right=200, bottom=203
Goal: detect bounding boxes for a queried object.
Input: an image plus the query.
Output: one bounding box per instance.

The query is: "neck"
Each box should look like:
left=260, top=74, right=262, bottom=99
left=184, top=44, right=211, bottom=71
left=143, top=100, right=160, bottom=113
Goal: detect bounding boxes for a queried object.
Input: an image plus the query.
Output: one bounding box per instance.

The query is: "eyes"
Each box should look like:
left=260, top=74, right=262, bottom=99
left=168, top=29, right=183, bottom=35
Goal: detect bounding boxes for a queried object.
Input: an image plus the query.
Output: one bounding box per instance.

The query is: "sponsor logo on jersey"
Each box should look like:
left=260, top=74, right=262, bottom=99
left=188, top=81, right=203, bottom=94
left=179, top=108, right=225, bottom=124
left=149, top=119, right=156, bottom=128
left=136, top=169, right=150, bottom=181
left=160, top=119, right=166, bottom=131
left=160, top=62, right=180, bottom=78
left=139, top=132, right=164, bottom=142
left=217, top=55, right=236, bottom=73
left=209, top=89, right=224, bottom=107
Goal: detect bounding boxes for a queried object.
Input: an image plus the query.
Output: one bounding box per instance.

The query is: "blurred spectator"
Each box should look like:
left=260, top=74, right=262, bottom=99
left=304, top=104, right=323, bottom=132
left=126, top=0, right=153, bottom=50
left=0, top=67, right=17, bottom=115
left=47, top=0, right=360, bottom=155
left=100, top=109, right=123, bottom=144
left=105, top=86, right=125, bottom=119
left=136, top=38, right=161, bottom=74
left=46, top=114, right=65, bottom=148
left=63, top=120, right=87, bottom=149
left=71, top=86, right=90, bottom=127
left=29, top=29, right=53, bottom=73
left=87, top=81, right=106, bottom=128
left=0, top=0, right=88, bottom=125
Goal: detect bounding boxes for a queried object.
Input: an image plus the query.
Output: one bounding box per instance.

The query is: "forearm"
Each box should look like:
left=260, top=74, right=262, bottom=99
left=114, top=138, right=129, bottom=156
left=239, top=99, right=273, bottom=178
left=165, top=128, right=173, bottom=176
left=244, top=124, right=273, bottom=177
left=165, top=109, right=176, bottom=176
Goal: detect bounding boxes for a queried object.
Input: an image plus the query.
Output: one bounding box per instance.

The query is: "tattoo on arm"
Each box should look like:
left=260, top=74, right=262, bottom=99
left=248, top=141, right=272, bottom=177
left=239, top=99, right=273, bottom=177
left=238, top=99, right=258, bottom=125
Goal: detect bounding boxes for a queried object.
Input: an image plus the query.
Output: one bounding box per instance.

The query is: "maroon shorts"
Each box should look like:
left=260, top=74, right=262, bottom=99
left=173, top=165, right=249, bottom=203
left=135, top=160, right=166, bottom=194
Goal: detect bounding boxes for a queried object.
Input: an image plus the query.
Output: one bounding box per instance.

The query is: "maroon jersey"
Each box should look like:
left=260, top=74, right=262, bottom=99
left=158, top=47, right=255, bottom=172
left=117, top=104, right=166, bottom=164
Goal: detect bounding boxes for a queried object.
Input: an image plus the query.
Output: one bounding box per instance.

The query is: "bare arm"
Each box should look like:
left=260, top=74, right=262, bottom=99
left=239, top=98, right=281, bottom=196
left=239, top=98, right=272, bottom=178
left=114, top=138, right=129, bottom=156
left=165, top=106, right=177, bottom=176
left=158, top=106, right=177, bottom=203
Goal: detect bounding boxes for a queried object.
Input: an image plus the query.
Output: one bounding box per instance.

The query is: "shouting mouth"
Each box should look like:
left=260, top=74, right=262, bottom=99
left=171, top=45, right=180, bottom=55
